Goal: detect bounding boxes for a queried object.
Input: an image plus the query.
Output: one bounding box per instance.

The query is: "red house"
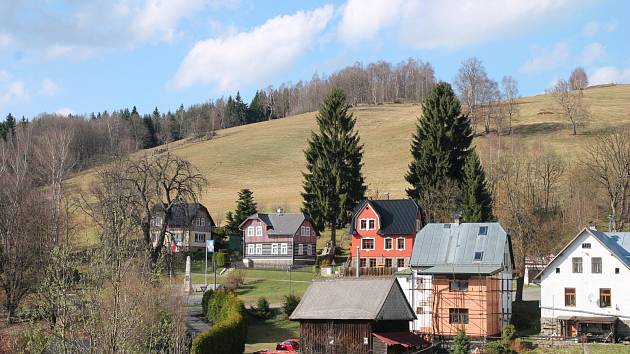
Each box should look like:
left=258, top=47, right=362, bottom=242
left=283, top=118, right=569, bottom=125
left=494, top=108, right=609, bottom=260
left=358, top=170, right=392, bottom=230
left=349, top=199, right=422, bottom=269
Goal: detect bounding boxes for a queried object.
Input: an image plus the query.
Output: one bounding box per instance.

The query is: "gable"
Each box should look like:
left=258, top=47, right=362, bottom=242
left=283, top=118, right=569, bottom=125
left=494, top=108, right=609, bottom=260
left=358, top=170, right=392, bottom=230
left=349, top=199, right=419, bottom=235
left=377, top=279, right=416, bottom=321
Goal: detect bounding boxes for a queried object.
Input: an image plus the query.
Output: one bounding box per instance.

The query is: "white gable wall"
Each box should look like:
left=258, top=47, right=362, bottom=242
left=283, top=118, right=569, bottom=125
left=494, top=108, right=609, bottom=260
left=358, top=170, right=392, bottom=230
left=540, top=230, right=630, bottom=323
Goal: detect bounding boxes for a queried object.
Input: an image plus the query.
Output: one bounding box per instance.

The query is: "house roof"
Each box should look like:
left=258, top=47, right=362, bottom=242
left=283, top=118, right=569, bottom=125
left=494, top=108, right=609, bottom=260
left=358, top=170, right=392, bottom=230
left=349, top=199, right=419, bottom=235
left=240, top=212, right=319, bottom=236
left=289, top=278, right=415, bottom=321
left=154, top=202, right=215, bottom=227
left=536, top=228, right=630, bottom=279
left=410, top=223, right=511, bottom=275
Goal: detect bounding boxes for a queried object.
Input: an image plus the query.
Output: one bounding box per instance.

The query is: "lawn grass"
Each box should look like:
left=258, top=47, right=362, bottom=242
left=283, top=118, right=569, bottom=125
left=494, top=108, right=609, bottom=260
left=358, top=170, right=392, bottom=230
left=245, top=313, right=300, bottom=353
left=525, top=344, right=630, bottom=353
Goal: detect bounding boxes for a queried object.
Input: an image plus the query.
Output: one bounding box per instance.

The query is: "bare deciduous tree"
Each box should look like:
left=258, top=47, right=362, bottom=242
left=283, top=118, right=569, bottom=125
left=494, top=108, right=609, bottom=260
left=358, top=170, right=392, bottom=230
left=455, top=57, right=489, bottom=134
left=501, top=76, right=520, bottom=135
left=548, top=79, right=591, bottom=135
left=569, top=67, right=589, bottom=90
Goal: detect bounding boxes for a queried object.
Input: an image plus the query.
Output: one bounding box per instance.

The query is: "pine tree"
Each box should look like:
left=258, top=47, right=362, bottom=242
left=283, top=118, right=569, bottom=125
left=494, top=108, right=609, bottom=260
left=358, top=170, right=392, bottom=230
left=225, top=189, right=258, bottom=236
left=302, top=88, right=366, bottom=250
left=460, top=151, right=493, bottom=222
left=405, top=82, right=473, bottom=221
left=142, top=114, right=158, bottom=149
left=452, top=329, right=470, bottom=354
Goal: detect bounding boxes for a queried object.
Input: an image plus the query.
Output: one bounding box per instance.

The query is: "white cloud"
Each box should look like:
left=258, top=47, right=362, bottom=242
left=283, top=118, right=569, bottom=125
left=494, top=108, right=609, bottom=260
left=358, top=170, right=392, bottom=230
left=39, top=79, right=60, bottom=96
left=1, top=81, right=28, bottom=104
left=579, top=42, right=605, bottom=65
left=0, top=70, right=10, bottom=81
left=521, top=42, right=570, bottom=74
left=173, top=5, right=334, bottom=90
left=56, top=107, right=75, bottom=116
left=338, top=0, right=578, bottom=49
left=589, top=66, right=630, bottom=85
left=0, top=32, right=13, bottom=48
left=132, top=0, right=206, bottom=43
left=583, top=20, right=616, bottom=37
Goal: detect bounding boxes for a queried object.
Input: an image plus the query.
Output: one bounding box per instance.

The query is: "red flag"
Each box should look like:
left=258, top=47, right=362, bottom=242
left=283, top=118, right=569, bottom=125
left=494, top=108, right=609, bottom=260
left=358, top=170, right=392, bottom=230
left=171, top=239, right=178, bottom=253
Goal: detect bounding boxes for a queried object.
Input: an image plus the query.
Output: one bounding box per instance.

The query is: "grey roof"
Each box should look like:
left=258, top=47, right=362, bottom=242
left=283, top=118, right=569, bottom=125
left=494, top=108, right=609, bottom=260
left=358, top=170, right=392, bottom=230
left=154, top=202, right=215, bottom=227
left=290, top=278, right=415, bottom=321
left=241, top=212, right=319, bottom=236
left=410, top=223, right=510, bottom=275
left=349, top=199, right=420, bottom=235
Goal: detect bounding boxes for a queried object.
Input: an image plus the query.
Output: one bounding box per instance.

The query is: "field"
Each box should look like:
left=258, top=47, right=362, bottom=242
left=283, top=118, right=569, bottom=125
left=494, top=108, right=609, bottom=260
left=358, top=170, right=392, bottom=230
left=67, top=84, right=630, bottom=241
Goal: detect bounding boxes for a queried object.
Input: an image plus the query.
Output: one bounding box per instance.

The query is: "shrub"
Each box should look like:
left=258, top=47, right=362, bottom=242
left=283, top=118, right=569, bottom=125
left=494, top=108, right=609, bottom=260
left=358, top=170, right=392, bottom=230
left=215, top=251, right=228, bottom=268
left=250, top=297, right=272, bottom=319
left=485, top=325, right=516, bottom=354
left=319, top=259, right=330, bottom=268
left=193, top=290, right=247, bottom=354
left=223, top=270, right=244, bottom=291
left=201, top=289, right=214, bottom=314
left=282, top=294, right=300, bottom=317
left=451, top=328, right=470, bottom=354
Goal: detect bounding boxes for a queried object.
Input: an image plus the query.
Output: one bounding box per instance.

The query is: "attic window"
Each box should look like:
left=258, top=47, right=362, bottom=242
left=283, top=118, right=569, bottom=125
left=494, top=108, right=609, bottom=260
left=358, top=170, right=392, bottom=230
left=582, top=243, right=591, bottom=249
left=474, top=252, right=484, bottom=261
left=478, top=226, right=488, bottom=235
left=615, top=268, right=620, bottom=274
left=444, top=224, right=451, bottom=229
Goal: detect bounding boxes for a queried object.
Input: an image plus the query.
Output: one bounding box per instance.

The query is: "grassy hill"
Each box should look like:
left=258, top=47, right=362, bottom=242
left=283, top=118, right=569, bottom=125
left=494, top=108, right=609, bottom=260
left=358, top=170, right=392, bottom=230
left=69, top=84, right=630, bottom=234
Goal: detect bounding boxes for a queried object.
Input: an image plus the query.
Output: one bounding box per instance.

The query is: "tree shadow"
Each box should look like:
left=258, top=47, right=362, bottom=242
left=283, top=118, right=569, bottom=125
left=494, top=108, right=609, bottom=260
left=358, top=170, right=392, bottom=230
left=237, top=279, right=264, bottom=296
left=511, top=122, right=565, bottom=136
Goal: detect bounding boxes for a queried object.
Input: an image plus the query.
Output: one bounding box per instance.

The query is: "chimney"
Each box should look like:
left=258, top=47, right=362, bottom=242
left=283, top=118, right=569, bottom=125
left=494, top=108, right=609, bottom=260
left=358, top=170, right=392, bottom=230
left=277, top=207, right=284, bottom=215
left=452, top=211, right=462, bottom=225
left=383, top=192, right=390, bottom=200
left=588, top=221, right=597, bottom=231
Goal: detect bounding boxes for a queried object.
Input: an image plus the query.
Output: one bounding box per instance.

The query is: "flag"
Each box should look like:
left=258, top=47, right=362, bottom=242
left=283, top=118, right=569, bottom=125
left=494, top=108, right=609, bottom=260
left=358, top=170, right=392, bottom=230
left=206, top=239, right=214, bottom=253
left=171, top=238, right=178, bottom=253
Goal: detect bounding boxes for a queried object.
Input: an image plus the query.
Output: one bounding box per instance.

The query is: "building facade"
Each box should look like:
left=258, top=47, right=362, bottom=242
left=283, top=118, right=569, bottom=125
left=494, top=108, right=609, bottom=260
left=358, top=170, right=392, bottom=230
left=398, top=222, right=513, bottom=338
left=538, top=227, right=630, bottom=341
left=348, top=199, right=422, bottom=270
left=240, top=211, right=318, bottom=267
left=150, top=202, right=215, bottom=253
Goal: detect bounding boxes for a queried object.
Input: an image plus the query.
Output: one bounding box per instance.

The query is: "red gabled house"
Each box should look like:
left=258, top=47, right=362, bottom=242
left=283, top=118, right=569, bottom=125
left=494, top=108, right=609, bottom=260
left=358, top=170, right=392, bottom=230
left=349, top=199, right=422, bottom=269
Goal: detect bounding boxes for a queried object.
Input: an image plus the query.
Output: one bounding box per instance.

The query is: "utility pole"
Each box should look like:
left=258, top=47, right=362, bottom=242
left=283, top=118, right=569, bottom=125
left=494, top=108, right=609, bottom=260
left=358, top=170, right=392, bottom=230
left=356, top=246, right=360, bottom=278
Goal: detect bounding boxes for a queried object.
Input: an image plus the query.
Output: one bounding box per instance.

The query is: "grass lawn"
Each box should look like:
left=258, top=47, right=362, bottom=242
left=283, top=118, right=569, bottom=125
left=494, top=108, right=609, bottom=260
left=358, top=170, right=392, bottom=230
left=525, top=344, right=630, bottom=353
left=245, top=313, right=300, bottom=353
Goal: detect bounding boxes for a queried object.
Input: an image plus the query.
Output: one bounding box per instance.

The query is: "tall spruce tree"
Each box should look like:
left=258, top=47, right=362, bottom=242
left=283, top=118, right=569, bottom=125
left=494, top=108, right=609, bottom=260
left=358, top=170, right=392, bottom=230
left=302, top=88, right=366, bottom=251
left=460, top=151, right=493, bottom=222
left=451, top=329, right=470, bottom=354
left=405, top=82, right=473, bottom=221
left=225, top=189, right=258, bottom=236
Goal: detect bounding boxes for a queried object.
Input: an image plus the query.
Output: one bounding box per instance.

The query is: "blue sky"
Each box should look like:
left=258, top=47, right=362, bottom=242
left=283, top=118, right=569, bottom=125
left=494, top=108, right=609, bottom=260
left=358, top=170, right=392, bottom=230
left=0, top=0, right=628, bottom=118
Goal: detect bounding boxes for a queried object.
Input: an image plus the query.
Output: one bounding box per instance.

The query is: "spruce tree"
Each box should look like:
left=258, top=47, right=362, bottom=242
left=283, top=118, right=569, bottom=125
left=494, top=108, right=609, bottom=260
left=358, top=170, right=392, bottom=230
left=225, top=189, right=258, bottom=236
left=460, top=151, right=493, bottom=222
left=405, top=82, right=473, bottom=221
left=302, top=88, right=366, bottom=251
left=452, top=329, right=470, bottom=354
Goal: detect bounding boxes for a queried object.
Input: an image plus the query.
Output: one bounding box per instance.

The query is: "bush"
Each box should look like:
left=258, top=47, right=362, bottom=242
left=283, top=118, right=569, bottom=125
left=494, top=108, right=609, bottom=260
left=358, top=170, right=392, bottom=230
left=193, top=290, right=247, bottom=354
left=451, top=328, right=470, bottom=354
left=485, top=325, right=516, bottom=354
left=282, top=294, right=300, bottom=317
left=223, top=270, right=244, bottom=291
left=215, top=251, right=228, bottom=268
left=319, top=259, right=330, bottom=268
left=201, top=289, right=214, bottom=314
left=250, top=297, right=272, bottom=319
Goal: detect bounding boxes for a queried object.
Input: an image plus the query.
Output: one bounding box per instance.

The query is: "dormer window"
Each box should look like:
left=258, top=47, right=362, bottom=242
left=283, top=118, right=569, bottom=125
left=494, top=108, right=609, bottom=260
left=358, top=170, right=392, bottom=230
left=368, top=219, right=375, bottom=229
left=478, top=226, right=488, bottom=235
left=444, top=224, right=451, bottom=229
left=474, top=251, right=484, bottom=261
left=359, top=218, right=376, bottom=230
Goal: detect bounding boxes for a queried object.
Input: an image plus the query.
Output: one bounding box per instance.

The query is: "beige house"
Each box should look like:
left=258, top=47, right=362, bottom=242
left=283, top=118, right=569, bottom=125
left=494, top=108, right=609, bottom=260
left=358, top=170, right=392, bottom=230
left=151, top=202, right=215, bottom=253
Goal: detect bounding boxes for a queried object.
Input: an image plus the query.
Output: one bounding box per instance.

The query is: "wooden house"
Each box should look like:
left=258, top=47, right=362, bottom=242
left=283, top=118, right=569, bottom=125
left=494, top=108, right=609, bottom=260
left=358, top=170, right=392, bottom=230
left=348, top=199, right=422, bottom=270
left=150, top=202, right=214, bottom=253
left=290, top=278, right=426, bottom=354
left=240, top=210, right=318, bottom=267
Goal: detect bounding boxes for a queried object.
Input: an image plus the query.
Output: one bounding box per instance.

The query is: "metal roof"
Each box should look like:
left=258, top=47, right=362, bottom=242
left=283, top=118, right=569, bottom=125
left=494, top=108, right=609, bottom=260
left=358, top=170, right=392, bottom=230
left=290, top=278, right=415, bottom=321
left=409, top=223, right=509, bottom=275
left=153, top=202, right=215, bottom=227
left=241, top=213, right=319, bottom=236
left=349, top=199, right=419, bottom=235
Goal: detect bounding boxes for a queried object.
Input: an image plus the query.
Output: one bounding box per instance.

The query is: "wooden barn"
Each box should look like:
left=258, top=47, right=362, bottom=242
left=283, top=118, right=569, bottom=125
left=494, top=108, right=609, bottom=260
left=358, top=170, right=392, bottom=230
left=290, top=278, right=426, bottom=354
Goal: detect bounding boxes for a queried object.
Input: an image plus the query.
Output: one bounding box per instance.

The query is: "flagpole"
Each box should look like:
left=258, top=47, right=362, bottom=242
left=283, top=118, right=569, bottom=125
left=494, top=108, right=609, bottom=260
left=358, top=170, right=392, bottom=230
left=213, top=252, right=217, bottom=291
left=205, top=240, right=208, bottom=287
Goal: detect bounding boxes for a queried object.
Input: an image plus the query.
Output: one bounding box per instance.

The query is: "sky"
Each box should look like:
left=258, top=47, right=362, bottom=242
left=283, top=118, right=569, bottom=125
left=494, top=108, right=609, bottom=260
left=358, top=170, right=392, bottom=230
left=0, top=0, right=629, bottom=119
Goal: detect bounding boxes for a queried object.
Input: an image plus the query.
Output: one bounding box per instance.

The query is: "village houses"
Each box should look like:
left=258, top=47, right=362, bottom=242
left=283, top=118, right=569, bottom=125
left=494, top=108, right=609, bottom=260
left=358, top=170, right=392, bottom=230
left=150, top=202, right=215, bottom=253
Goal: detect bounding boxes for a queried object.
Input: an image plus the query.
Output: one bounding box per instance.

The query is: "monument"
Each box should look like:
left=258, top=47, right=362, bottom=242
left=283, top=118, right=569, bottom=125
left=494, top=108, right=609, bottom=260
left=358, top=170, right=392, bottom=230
left=184, top=255, right=192, bottom=293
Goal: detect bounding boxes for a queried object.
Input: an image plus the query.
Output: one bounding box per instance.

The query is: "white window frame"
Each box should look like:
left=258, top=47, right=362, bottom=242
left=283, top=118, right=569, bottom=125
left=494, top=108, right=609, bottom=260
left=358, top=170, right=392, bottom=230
left=298, top=244, right=304, bottom=255
left=305, top=227, right=311, bottom=236
left=307, top=244, right=313, bottom=255
left=247, top=244, right=255, bottom=255
left=255, top=244, right=262, bottom=255
left=196, top=217, right=205, bottom=227
left=301, top=226, right=306, bottom=236
left=396, top=237, right=405, bottom=250
left=154, top=216, right=163, bottom=227
left=194, top=233, right=205, bottom=243
left=384, top=237, right=393, bottom=250
left=368, top=219, right=376, bottom=230
left=255, top=225, right=263, bottom=236
left=281, top=243, right=288, bottom=255
left=360, top=219, right=367, bottom=230
left=361, top=238, right=375, bottom=250
left=247, top=226, right=254, bottom=237
left=271, top=243, right=279, bottom=255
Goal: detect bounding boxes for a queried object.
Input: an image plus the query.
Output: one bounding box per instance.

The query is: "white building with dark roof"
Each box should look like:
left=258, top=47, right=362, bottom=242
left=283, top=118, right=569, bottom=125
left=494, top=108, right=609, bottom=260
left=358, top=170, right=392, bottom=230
left=537, top=227, right=630, bottom=341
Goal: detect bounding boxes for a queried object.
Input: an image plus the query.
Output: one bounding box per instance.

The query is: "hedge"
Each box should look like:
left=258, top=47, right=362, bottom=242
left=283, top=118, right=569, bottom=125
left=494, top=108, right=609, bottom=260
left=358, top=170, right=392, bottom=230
left=192, top=290, right=247, bottom=354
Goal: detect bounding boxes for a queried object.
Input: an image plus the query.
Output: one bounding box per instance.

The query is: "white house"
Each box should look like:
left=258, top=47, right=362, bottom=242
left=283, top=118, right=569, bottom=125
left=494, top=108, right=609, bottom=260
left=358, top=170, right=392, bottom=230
left=538, top=227, right=630, bottom=341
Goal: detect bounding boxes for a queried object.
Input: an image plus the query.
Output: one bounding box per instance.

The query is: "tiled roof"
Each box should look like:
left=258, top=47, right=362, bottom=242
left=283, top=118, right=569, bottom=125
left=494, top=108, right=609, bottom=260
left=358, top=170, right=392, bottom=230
left=349, top=199, right=419, bottom=235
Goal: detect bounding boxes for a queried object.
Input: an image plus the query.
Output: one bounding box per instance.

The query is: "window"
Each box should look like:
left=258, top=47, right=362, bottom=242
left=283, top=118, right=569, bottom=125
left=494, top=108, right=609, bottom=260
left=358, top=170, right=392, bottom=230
left=361, top=238, right=375, bottom=250
left=255, top=226, right=263, bottom=236
left=368, top=219, right=376, bottom=230
left=474, top=252, right=484, bottom=262
left=369, top=258, right=376, bottom=268
left=416, top=307, right=424, bottom=314
left=397, top=258, right=405, bottom=268
left=384, top=238, right=393, bottom=250
left=450, top=280, right=469, bottom=292
left=478, top=226, right=488, bottom=235
left=600, top=289, right=611, bottom=308
left=281, top=243, right=288, bottom=255
left=444, top=224, right=451, bottom=229
left=297, top=244, right=303, bottom=255
left=615, top=268, right=620, bottom=274
left=153, top=217, right=163, bottom=227
left=582, top=243, right=591, bottom=249
left=247, top=244, right=255, bottom=255
left=449, top=308, right=469, bottom=324
left=195, top=217, right=205, bottom=227
left=301, top=226, right=306, bottom=236
left=565, top=288, right=576, bottom=307
left=247, top=227, right=254, bottom=237
left=194, top=233, right=205, bottom=243
left=360, top=258, right=367, bottom=267
left=307, top=244, right=313, bottom=255
left=572, top=257, right=583, bottom=273
left=385, top=258, right=393, bottom=267
left=271, top=243, right=279, bottom=255
left=555, top=268, right=561, bottom=273
left=591, top=257, right=602, bottom=274
left=255, top=244, right=262, bottom=255
left=360, top=219, right=367, bottom=230
left=397, top=237, right=405, bottom=250
left=305, top=227, right=311, bottom=236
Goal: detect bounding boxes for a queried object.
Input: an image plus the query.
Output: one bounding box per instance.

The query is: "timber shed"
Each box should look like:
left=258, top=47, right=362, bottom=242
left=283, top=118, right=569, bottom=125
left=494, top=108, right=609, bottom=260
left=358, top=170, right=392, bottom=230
left=290, top=278, right=426, bottom=354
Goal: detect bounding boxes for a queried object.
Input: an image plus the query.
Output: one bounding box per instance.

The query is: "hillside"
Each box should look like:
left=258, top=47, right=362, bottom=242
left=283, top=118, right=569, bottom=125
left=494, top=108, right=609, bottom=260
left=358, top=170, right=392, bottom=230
left=69, top=84, right=630, bottom=230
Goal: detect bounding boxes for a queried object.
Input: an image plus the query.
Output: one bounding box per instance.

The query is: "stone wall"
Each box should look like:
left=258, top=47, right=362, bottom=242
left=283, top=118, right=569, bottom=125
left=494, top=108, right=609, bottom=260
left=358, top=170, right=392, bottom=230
left=540, top=317, right=560, bottom=336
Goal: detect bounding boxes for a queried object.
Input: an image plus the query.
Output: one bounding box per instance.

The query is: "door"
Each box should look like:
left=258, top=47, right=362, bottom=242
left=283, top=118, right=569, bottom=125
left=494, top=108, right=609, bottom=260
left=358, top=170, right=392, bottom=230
left=568, top=322, right=577, bottom=337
